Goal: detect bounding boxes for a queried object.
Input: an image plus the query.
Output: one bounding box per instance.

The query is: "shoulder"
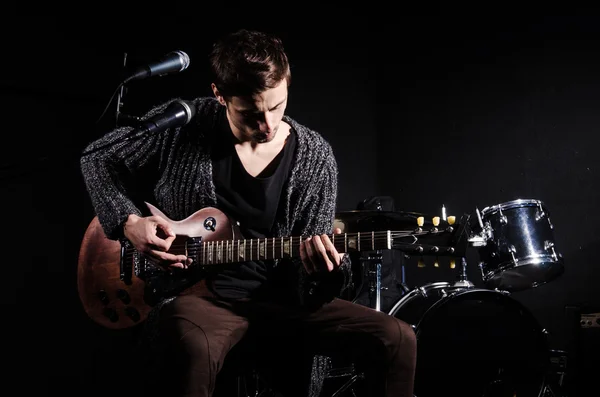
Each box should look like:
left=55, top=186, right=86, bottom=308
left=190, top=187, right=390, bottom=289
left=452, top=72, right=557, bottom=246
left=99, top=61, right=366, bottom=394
left=141, top=96, right=220, bottom=119
left=284, top=115, right=336, bottom=166
left=191, top=96, right=222, bottom=116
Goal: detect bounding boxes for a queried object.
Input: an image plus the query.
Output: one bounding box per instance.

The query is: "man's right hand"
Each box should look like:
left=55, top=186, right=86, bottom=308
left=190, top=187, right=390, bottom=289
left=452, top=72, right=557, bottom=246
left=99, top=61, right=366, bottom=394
left=123, top=214, right=191, bottom=270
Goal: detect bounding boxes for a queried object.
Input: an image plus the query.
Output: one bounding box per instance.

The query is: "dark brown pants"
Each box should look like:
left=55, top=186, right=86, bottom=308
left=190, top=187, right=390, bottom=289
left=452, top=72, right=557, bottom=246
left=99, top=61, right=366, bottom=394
left=146, top=281, right=416, bottom=397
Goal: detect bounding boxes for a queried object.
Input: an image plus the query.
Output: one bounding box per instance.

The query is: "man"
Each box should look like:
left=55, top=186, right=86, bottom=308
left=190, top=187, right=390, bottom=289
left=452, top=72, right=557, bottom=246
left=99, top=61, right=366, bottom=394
left=80, top=29, right=416, bottom=397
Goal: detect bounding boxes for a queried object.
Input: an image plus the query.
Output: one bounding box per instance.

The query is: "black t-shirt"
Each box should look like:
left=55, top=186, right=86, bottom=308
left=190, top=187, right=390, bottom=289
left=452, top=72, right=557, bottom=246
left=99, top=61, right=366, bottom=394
left=209, top=108, right=297, bottom=299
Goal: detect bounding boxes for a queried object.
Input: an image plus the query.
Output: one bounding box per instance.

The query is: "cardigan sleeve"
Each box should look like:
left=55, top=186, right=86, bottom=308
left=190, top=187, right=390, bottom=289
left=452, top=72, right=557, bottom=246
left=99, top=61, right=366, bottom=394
left=291, top=142, right=353, bottom=308
left=79, top=99, right=176, bottom=240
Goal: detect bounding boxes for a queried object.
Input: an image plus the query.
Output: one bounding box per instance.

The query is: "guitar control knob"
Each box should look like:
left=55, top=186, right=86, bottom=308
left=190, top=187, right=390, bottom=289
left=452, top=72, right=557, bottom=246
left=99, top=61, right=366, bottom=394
left=117, top=289, right=131, bottom=304
left=125, top=307, right=141, bottom=322
left=203, top=217, right=217, bottom=232
left=103, top=308, right=119, bottom=322
left=98, top=290, right=109, bottom=305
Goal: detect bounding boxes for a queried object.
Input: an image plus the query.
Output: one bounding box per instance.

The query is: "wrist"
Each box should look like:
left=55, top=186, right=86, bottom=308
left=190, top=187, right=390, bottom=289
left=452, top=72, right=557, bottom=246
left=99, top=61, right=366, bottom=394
left=123, top=213, right=141, bottom=234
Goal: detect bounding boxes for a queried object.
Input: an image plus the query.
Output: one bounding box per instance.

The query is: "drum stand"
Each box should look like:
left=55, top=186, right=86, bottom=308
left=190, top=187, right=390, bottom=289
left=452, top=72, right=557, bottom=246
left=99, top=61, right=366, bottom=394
left=364, top=250, right=384, bottom=311
left=361, top=250, right=409, bottom=311
left=453, top=257, right=475, bottom=288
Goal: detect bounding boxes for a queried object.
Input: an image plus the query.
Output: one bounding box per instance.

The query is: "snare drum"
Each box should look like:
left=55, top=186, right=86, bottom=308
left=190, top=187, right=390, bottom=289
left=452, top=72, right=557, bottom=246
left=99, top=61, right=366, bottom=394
left=389, top=282, right=549, bottom=397
left=477, top=199, right=564, bottom=291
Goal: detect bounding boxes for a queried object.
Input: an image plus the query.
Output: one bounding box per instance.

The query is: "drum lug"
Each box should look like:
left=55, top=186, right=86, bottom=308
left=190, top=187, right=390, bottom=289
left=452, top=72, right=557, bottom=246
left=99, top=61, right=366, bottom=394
left=508, top=245, right=518, bottom=264
left=535, top=202, right=546, bottom=221
left=545, top=240, right=558, bottom=260
left=498, top=207, right=508, bottom=224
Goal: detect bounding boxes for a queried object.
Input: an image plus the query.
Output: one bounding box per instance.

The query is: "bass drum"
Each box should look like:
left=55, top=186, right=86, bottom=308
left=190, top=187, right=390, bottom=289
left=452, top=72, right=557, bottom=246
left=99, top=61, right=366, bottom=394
left=389, top=282, right=550, bottom=397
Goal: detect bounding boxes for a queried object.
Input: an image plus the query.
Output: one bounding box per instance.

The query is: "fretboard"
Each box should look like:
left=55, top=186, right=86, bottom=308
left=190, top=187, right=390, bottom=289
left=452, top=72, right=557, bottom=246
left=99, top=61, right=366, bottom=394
left=190, top=231, right=394, bottom=265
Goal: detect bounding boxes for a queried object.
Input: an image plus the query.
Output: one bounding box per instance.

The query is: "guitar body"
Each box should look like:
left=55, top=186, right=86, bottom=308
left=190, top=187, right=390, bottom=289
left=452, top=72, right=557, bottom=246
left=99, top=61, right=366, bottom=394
left=77, top=204, right=236, bottom=330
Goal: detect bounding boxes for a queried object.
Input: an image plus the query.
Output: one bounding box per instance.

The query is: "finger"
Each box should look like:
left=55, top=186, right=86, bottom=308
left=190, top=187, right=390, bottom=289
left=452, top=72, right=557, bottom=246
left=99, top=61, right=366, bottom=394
left=151, top=250, right=188, bottom=265
left=306, top=237, right=324, bottom=272
left=334, top=227, right=342, bottom=234
left=300, top=238, right=314, bottom=274
left=311, top=235, right=335, bottom=272
left=320, top=234, right=342, bottom=268
left=152, top=216, right=177, bottom=241
left=148, top=235, right=171, bottom=252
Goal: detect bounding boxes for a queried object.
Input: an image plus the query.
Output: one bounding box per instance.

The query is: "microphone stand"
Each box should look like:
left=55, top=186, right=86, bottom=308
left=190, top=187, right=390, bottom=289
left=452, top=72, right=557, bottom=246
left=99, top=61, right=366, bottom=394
left=115, top=52, right=142, bottom=128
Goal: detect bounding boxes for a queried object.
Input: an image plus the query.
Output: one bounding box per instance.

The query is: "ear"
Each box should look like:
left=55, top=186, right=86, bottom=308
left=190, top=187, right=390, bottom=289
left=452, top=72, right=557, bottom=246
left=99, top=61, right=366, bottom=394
left=211, top=83, right=226, bottom=106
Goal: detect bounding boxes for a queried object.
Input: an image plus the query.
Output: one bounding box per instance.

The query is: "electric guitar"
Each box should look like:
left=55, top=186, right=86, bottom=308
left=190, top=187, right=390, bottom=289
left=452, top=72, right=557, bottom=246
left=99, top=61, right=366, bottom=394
left=77, top=203, right=466, bottom=330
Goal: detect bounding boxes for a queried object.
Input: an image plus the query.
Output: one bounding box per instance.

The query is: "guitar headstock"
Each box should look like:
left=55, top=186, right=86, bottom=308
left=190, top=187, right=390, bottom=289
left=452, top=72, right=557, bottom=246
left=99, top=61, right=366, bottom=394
left=334, top=209, right=471, bottom=257
left=393, top=213, right=471, bottom=257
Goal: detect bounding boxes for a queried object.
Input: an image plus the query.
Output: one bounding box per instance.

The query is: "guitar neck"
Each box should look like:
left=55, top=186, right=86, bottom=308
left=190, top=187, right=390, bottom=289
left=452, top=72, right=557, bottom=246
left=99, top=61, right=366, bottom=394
left=161, top=231, right=396, bottom=266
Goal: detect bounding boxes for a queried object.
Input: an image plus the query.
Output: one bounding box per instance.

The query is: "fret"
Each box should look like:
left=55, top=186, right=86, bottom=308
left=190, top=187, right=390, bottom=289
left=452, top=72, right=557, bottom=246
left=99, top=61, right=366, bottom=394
left=345, top=233, right=348, bottom=253
left=283, top=237, right=290, bottom=257
left=358, top=232, right=361, bottom=251
left=250, top=240, right=253, bottom=261
left=372, top=231, right=375, bottom=251
left=347, top=233, right=357, bottom=251
left=208, top=241, right=213, bottom=264
left=240, top=240, right=245, bottom=260
left=273, top=237, right=275, bottom=260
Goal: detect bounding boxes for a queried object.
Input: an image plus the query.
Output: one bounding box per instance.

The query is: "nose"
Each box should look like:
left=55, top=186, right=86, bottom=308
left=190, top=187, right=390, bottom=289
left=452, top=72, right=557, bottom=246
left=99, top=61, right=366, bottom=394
left=257, top=112, right=276, bottom=133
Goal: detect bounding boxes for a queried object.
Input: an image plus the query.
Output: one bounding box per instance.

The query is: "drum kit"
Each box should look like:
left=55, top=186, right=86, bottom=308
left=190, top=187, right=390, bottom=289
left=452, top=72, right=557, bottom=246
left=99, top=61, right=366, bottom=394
left=334, top=198, right=566, bottom=397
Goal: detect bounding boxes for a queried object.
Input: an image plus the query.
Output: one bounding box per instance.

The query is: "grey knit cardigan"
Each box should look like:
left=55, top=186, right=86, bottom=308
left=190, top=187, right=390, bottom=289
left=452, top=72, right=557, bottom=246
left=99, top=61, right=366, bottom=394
left=80, top=96, right=351, bottom=306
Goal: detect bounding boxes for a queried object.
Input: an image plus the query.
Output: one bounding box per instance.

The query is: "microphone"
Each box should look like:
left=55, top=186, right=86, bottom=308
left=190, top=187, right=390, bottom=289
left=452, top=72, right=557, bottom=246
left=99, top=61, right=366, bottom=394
left=133, top=99, right=196, bottom=137
left=124, top=50, right=190, bottom=83
left=83, top=100, right=196, bottom=157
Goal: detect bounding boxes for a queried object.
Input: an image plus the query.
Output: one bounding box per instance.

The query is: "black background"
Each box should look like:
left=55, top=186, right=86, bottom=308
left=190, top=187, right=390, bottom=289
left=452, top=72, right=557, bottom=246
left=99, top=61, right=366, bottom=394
left=2, top=9, right=599, bottom=396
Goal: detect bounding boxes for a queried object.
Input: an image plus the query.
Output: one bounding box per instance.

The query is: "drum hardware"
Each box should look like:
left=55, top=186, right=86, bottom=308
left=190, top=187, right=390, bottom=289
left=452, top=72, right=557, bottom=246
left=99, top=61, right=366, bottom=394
left=362, top=250, right=384, bottom=311
left=453, top=257, right=475, bottom=288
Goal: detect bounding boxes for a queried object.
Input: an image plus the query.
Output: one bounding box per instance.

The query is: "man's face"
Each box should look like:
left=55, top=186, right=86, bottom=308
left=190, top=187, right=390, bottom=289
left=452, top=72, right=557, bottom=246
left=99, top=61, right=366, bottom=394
left=215, top=79, right=288, bottom=144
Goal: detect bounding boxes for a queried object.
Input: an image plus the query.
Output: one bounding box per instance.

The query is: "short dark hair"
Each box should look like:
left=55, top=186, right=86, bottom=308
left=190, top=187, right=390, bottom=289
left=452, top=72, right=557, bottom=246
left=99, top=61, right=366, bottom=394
left=209, top=29, right=291, bottom=98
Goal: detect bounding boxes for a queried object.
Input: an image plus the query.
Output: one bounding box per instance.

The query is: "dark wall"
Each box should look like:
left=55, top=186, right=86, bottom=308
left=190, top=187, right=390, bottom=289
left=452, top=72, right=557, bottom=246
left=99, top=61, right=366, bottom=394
left=2, top=13, right=599, bottom=395
left=374, top=14, right=600, bottom=348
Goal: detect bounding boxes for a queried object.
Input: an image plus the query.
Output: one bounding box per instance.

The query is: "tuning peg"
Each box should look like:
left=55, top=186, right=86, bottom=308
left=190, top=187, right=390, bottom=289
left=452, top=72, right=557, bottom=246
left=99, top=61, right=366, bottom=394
left=434, top=258, right=440, bottom=268
left=432, top=217, right=440, bottom=227
left=418, top=258, right=426, bottom=268
left=447, top=216, right=456, bottom=225
left=417, top=217, right=424, bottom=227
left=450, top=259, right=456, bottom=269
